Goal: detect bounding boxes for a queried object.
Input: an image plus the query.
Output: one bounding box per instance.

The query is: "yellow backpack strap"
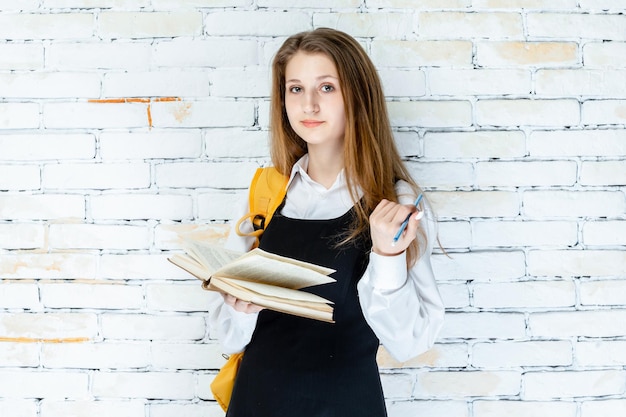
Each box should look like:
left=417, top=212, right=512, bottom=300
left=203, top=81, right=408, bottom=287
left=235, top=167, right=289, bottom=247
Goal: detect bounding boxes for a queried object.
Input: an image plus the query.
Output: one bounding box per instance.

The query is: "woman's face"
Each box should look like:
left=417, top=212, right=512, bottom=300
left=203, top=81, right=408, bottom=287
left=284, top=51, right=346, bottom=153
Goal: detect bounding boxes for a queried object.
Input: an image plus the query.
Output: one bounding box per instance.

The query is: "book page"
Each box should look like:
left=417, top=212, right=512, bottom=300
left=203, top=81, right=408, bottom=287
left=217, top=251, right=335, bottom=290
left=177, top=239, right=336, bottom=290
left=258, top=297, right=334, bottom=323
left=168, top=254, right=212, bottom=284
left=244, top=248, right=336, bottom=276
left=209, top=278, right=334, bottom=323
left=218, top=277, right=333, bottom=305
left=182, top=239, right=243, bottom=275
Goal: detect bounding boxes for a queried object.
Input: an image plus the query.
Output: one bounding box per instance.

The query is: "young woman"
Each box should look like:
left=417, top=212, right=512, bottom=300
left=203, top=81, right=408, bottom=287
left=208, top=28, right=445, bottom=416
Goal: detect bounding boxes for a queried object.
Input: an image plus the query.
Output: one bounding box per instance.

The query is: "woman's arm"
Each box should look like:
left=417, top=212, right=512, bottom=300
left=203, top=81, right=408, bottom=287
left=358, top=186, right=445, bottom=362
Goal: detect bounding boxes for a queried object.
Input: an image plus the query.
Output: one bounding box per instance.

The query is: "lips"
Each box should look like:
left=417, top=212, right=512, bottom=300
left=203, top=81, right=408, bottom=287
left=301, top=120, right=324, bottom=128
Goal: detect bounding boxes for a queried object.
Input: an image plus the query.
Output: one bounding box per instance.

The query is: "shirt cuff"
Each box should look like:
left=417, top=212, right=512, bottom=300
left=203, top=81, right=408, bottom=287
left=367, top=250, right=409, bottom=291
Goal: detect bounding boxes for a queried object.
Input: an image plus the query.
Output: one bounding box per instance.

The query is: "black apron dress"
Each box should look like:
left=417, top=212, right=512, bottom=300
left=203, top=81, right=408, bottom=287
left=226, top=204, right=388, bottom=417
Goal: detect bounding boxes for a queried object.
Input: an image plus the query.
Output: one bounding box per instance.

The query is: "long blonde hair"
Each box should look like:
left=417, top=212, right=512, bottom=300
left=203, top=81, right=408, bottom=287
left=270, top=28, right=425, bottom=265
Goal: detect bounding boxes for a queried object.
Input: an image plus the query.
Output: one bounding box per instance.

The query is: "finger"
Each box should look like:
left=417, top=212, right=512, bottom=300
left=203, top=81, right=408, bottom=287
left=399, top=210, right=423, bottom=241
left=372, top=200, right=406, bottom=227
left=236, top=299, right=264, bottom=314
left=370, top=199, right=394, bottom=220
left=221, top=292, right=263, bottom=314
left=236, top=299, right=249, bottom=307
left=246, top=304, right=265, bottom=314
left=222, top=293, right=236, bottom=306
left=224, top=294, right=250, bottom=311
left=234, top=298, right=251, bottom=311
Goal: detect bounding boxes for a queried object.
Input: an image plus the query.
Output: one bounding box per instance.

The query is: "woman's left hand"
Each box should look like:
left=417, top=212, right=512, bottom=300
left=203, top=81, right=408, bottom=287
left=222, top=293, right=265, bottom=314
left=369, top=199, right=422, bottom=256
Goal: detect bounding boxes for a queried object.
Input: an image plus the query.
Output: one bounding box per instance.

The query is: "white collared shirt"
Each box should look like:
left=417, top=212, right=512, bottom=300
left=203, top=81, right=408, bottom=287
left=207, top=155, right=445, bottom=362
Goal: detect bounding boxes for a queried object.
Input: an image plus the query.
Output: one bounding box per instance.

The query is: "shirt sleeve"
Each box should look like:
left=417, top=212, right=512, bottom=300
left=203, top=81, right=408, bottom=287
left=206, top=194, right=259, bottom=354
left=356, top=189, right=445, bottom=362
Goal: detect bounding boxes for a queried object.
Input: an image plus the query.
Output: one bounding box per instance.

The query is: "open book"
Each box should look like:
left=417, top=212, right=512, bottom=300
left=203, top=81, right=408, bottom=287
left=168, top=239, right=337, bottom=323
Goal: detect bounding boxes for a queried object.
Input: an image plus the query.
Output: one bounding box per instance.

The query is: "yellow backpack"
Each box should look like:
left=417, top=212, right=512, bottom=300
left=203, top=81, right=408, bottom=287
left=235, top=166, right=289, bottom=248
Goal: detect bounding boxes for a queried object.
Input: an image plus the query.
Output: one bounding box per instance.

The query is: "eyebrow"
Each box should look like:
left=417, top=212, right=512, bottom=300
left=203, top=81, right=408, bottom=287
left=285, top=75, right=339, bottom=83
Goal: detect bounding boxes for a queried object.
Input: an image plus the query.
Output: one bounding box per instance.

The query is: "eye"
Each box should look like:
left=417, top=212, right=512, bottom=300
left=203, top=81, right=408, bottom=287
left=320, top=84, right=335, bottom=93
left=288, top=86, right=302, bottom=94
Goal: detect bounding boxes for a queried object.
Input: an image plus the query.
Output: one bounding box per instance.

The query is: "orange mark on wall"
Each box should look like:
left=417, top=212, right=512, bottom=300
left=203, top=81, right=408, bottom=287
left=0, top=337, right=90, bottom=343
left=172, top=102, right=193, bottom=123
left=161, top=224, right=229, bottom=246
left=88, top=97, right=181, bottom=128
left=0, top=260, right=30, bottom=276
left=376, top=345, right=439, bottom=368
left=0, top=253, right=71, bottom=276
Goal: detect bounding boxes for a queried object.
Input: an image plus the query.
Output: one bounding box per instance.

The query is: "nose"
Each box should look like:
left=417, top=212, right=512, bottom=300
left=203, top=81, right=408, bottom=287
left=303, top=91, right=319, bottom=114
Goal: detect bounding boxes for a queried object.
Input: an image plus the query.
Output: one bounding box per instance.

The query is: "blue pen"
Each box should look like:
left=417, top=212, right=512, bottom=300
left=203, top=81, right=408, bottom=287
left=391, top=194, right=423, bottom=246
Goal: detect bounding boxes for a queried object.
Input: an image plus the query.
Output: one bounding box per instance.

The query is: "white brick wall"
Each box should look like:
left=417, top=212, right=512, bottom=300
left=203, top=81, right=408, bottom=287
left=0, top=1, right=625, bottom=416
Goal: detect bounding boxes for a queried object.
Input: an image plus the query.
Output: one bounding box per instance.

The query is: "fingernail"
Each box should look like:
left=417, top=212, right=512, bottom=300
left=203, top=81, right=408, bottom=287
left=414, top=211, right=424, bottom=220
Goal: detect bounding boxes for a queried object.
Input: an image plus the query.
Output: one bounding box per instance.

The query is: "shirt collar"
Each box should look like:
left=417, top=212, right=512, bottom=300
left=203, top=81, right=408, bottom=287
left=288, top=154, right=347, bottom=192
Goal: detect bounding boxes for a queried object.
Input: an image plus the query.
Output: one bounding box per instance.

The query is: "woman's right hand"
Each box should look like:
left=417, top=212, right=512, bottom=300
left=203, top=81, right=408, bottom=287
left=222, top=293, right=264, bottom=314
left=369, top=198, right=422, bottom=256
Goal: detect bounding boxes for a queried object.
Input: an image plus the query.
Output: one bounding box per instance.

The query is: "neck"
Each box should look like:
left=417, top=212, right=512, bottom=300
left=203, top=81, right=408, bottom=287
left=306, top=146, right=344, bottom=189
